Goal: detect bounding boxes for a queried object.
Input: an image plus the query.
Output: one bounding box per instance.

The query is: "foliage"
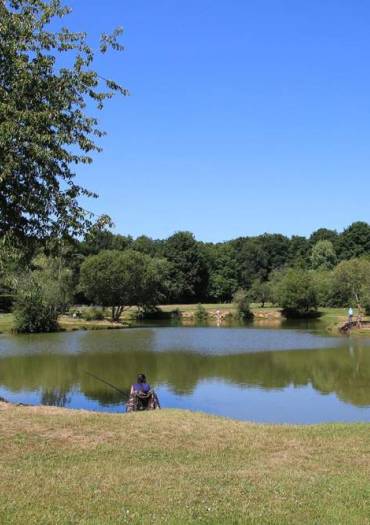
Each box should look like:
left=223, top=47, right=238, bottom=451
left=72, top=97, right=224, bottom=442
left=309, top=228, right=338, bottom=246
left=79, top=250, right=170, bottom=321
left=14, top=258, right=72, bottom=332
left=337, top=222, right=370, bottom=261
left=205, top=243, right=238, bottom=302
left=311, top=270, right=334, bottom=307
left=233, top=234, right=290, bottom=288
left=81, top=216, right=133, bottom=256
left=248, top=279, right=271, bottom=307
left=194, top=304, right=209, bottom=323
left=0, top=0, right=126, bottom=240
left=233, top=289, right=253, bottom=320
left=82, top=306, right=105, bottom=321
left=164, top=232, right=209, bottom=303
left=271, top=268, right=318, bottom=317
left=14, top=275, right=59, bottom=333
left=360, top=288, right=370, bottom=316
left=310, top=240, right=337, bottom=270
left=287, top=235, right=310, bottom=267
left=330, top=258, right=370, bottom=307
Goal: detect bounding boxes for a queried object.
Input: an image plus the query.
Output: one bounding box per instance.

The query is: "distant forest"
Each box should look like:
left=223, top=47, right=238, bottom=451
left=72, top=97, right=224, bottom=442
left=73, top=220, right=370, bottom=304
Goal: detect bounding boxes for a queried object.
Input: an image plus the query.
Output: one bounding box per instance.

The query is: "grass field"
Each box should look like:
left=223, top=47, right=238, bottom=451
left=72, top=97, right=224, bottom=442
left=1, top=402, right=370, bottom=524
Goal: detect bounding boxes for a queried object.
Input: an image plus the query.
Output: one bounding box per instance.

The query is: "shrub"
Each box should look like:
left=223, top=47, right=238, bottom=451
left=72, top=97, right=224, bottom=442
left=194, top=304, right=208, bottom=323
left=13, top=259, right=73, bottom=333
left=14, top=277, right=59, bottom=333
left=233, top=289, right=253, bottom=320
left=271, top=268, right=318, bottom=318
left=82, top=307, right=105, bottom=321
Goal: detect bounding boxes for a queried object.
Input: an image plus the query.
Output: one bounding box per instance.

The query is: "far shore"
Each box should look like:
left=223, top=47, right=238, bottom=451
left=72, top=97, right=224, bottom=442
left=0, top=304, right=368, bottom=336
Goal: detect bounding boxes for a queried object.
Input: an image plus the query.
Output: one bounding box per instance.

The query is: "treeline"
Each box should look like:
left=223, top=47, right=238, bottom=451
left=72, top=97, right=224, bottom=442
left=2, top=220, right=370, bottom=331
left=77, top=220, right=370, bottom=304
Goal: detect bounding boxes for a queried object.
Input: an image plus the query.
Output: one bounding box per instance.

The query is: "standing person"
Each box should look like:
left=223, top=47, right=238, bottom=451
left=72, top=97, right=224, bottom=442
left=348, top=306, right=353, bottom=324
left=126, top=373, right=160, bottom=412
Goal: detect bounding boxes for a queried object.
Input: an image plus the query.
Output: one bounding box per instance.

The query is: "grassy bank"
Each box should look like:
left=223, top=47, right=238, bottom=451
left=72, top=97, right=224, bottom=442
left=1, top=403, right=370, bottom=524
left=0, top=306, right=366, bottom=335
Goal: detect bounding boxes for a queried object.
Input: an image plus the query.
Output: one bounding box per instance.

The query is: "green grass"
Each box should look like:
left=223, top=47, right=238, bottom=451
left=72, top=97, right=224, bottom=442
left=0, top=313, right=14, bottom=333
left=1, top=403, right=370, bottom=524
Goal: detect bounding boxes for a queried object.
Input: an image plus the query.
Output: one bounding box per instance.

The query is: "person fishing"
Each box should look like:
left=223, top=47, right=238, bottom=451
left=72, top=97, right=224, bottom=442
left=126, top=373, right=160, bottom=412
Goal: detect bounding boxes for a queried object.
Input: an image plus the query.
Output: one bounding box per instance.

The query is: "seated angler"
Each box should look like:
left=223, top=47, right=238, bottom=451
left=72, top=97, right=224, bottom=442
left=126, top=373, right=160, bottom=412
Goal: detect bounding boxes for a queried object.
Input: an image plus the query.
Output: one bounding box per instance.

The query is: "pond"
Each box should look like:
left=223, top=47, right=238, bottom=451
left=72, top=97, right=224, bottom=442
left=1, top=324, right=370, bottom=423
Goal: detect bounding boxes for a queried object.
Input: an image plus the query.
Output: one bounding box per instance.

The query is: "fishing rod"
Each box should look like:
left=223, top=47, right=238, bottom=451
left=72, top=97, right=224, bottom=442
left=84, top=370, right=129, bottom=399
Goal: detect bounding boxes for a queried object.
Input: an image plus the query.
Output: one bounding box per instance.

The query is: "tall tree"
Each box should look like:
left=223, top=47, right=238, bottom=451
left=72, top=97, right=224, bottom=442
left=309, top=228, right=338, bottom=246
left=310, top=240, right=337, bottom=270
left=164, top=232, right=209, bottom=303
left=0, top=0, right=126, bottom=240
left=337, top=222, right=370, bottom=261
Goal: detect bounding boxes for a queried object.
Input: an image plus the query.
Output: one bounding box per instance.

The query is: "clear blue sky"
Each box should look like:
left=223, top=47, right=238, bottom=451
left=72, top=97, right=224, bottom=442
left=65, top=0, right=370, bottom=242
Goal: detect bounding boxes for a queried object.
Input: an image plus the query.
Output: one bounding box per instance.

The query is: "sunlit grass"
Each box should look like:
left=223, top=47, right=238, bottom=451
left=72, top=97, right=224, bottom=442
left=1, top=403, right=370, bottom=524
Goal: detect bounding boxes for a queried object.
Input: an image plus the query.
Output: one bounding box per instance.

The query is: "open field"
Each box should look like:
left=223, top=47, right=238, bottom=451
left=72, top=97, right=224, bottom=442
left=1, top=402, right=370, bottom=524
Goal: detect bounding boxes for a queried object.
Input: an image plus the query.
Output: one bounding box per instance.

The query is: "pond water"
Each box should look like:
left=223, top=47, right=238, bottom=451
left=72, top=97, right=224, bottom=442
left=1, top=324, right=370, bottom=423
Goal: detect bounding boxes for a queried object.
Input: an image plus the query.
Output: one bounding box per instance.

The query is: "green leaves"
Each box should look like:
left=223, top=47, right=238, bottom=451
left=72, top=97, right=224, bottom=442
left=0, top=0, right=127, bottom=240
left=79, top=250, right=171, bottom=321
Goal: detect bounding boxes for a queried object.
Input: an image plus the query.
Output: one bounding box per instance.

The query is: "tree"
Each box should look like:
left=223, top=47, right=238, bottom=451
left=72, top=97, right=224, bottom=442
left=248, top=279, right=271, bottom=307
left=311, top=270, right=333, bottom=307
left=164, top=232, right=209, bottom=303
left=271, top=268, right=318, bottom=317
left=310, top=240, right=337, bottom=270
left=331, top=258, right=370, bottom=307
left=79, top=250, right=170, bottom=321
left=81, top=216, right=132, bottom=255
left=205, top=243, right=238, bottom=302
left=337, top=222, right=370, bottom=261
left=233, top=234, right=290, bottom=288
left=309, top=228, right=338, bottom=246
left=131, top=236, right=162, bottom=257
left=0, top=0, right=127, bottom=240
left=288, top=236, right=310, bottom=267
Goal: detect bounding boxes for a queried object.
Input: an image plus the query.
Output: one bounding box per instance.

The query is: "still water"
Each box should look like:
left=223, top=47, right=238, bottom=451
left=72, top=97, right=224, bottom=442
left=1, top=325, right=370, bottom=423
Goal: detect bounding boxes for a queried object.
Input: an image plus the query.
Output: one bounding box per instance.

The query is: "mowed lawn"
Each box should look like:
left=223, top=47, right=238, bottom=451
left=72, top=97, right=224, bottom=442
left=1, top=403, right=370, bottom=524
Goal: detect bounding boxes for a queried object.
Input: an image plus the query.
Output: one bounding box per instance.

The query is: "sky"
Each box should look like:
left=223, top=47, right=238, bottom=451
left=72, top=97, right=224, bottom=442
left=64, top=0, right=370, bottom=242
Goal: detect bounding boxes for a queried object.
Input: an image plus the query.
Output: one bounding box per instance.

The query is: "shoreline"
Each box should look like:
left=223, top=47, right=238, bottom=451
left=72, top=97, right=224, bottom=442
left=1, top=305, right=369, bottom=336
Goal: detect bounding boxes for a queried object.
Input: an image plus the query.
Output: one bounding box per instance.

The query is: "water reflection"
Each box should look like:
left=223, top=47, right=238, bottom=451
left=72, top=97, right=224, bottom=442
left=0, top=327, right=370, bottom=421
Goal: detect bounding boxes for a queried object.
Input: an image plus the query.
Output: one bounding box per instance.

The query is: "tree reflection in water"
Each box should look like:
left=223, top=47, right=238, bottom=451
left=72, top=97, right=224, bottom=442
left=0, top=327, right=370, bottom=411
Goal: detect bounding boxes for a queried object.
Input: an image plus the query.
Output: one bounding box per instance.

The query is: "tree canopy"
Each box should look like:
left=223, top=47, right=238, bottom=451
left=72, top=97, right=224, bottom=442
left=79, top=250, right=170, bottom=321
left=0, top=0, right=126, bottom=241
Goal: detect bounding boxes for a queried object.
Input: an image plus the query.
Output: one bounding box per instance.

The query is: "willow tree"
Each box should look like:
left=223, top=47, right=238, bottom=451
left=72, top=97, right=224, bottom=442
left=0, top=0, right=127, bottom=241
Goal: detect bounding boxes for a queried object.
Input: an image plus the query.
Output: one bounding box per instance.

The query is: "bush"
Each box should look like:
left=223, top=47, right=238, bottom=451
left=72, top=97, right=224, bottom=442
left=194, top=304, right=208, bottom=323
left=271, top=268, right=318, bottom=318
left=14, top=277, right=59, bottom=333
left=13, top=259, right=73, bottom=333
left=233, top=289, right=253, bottom=320
left=82, top=307, right=105, bottom=321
